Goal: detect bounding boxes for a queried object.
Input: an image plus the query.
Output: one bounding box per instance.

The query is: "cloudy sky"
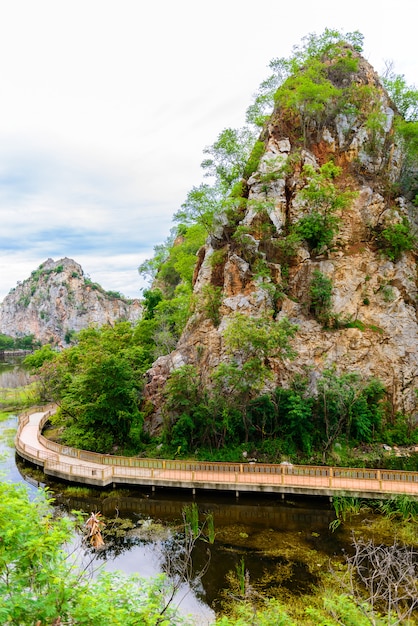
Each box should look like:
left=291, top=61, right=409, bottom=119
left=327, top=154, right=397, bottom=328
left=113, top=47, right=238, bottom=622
left=0, top=0, right=416, bottom=302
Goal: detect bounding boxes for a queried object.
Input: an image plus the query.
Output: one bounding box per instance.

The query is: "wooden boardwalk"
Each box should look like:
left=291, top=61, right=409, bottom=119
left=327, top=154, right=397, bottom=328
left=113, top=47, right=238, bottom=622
left=0, top=349, right=32, bottom=361
left=14, top=406, right=418, bottom=499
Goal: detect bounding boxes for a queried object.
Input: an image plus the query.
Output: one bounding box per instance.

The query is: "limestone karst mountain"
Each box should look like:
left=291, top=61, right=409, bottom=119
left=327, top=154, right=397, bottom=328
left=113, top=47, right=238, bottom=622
left=0, top=257, right=142, bottom=345
left=144, top=40, right=418, bottom=427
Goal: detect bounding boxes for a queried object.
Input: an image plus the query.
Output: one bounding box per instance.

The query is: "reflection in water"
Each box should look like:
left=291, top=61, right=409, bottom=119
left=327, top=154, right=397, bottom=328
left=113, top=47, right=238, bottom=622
left=15, top=456, right=341, bottom=616
left=0, top=361, right=32, bottom=389
left=0, top=415, right=24, bottom=484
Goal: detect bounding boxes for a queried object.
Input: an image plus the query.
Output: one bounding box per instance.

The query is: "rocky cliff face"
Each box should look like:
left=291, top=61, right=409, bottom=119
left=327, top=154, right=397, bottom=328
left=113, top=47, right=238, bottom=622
left=0, top=258, right=142, bottom=345
left=144, top=45, right=418, bottom=424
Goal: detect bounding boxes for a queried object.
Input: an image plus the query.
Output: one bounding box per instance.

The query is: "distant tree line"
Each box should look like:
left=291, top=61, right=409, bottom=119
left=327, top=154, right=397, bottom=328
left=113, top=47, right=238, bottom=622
left=0, top=333, right=40, bottom=351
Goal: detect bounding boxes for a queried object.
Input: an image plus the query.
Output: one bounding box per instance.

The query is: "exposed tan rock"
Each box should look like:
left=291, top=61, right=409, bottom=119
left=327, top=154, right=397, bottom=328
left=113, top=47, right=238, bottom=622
left=144, top=48, right=418, bottom=420
left=0, top=258, right=142, bottom=345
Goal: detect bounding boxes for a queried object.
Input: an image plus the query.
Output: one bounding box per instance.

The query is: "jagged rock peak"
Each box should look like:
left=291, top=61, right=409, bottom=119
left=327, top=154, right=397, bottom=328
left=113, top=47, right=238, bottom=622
left=144, top=42, right=418, bottom=424
left=0, top=257, right=142, bottom=345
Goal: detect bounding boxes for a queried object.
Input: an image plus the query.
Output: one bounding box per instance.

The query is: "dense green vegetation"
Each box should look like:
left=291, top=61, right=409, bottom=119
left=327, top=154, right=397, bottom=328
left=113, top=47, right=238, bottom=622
left=26, top=319, right=418, bottom=466
left=163, top=365, right=393, bottom=463
left=164, top=312, right=298, bottom=450
left=25, top=322, right=148, bottom=453
left=378, top=217, right=416, bottom=262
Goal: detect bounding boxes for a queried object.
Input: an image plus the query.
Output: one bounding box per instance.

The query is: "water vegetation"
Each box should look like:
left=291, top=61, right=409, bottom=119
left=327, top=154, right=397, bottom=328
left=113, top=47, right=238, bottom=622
left=0, top=426, right=17, bottom=448
left=0, top=382, right=38, bottom=411
left=330, top=494, right=418, bottom=544
left=0, top=410, right=12, bottom=422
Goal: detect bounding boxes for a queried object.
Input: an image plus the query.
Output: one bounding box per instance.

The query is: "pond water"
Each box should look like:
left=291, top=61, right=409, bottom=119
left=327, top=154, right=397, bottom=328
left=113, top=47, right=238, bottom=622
left=0, top=360, right=347, bottom=623
left=0, top=360, right=32, bottom=388
left=0, top=359, right=33, bottom=484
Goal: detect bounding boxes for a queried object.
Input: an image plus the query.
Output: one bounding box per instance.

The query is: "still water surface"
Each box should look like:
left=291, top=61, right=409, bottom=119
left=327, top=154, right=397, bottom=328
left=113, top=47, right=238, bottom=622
left=0, top=360, right=344, bottom=623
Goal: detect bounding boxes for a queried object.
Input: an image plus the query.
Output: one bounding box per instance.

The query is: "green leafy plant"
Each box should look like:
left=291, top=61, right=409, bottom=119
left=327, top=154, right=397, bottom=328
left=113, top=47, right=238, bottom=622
left=209, top=246, right=228, bottom=268
left=23, top=344, right=56, bottom=370
left=316, top=370, right=385, bottom=459
left=309, top=269, right=333, bottom=324
left=379, top=217, right=416, bottom=261
left=223, top=312, right=298, bottom=363
left=243, top=140, right=266, bottom=178
left=183, top=502, right=200, bottom=538
left=330, top=496, right=368, bottom=530
left=364, top=106, right=388, bottom=155
left=378, top=495, right=418, bottom=522
left=381, top=284, right=395, bottom=302
left=174, top=183, right=223, bottom=234
left=275, top=58, right=342, bottom=144
left=105, top=290, right=123, bottom=299
left=274, top=380, right=314, bottom=455
left=201, top=284, right=223, bottom=327
left=294, top=162, right=356, bottom=253
left=235, top=557, right=247, bottom=597
left=201, top=126, right=256, bottom=193
left=33, top=322, right=148, bottom=452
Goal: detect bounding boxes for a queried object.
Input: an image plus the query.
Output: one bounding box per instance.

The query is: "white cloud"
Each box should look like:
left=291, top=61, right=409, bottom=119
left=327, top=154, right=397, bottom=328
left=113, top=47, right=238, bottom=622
left=0, top=0, right=417, bottom=302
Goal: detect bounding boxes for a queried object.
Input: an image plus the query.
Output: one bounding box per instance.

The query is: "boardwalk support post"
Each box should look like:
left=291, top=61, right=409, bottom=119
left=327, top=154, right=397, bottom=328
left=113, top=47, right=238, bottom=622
left=377, top=470, right=382, bottom=490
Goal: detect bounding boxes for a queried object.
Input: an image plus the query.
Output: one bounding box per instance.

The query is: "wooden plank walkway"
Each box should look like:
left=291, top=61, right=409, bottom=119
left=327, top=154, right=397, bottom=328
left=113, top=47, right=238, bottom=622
left=14, top=407, right=418, bottom=499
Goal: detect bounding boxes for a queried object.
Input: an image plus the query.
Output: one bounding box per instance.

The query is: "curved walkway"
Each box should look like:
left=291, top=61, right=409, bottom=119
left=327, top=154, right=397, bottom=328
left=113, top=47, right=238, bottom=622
left=15, top=407, right=418, bottom=499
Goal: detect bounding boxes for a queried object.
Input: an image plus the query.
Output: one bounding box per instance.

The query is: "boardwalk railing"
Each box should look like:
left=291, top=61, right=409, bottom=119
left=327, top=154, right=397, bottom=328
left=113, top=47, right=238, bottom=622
left=14, top=407, right=418, bottom=496
left=15, top=405, right=59, bottom=465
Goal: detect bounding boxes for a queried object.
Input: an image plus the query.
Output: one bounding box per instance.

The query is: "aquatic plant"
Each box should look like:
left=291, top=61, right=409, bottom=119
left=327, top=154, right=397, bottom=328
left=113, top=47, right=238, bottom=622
left=330, top=496, right=370, bottom=531
left=206, top=513, right=216, bottom=544
left=183, top=502, right=200, bottom=538
left=378, top=494, right=418, bottom=522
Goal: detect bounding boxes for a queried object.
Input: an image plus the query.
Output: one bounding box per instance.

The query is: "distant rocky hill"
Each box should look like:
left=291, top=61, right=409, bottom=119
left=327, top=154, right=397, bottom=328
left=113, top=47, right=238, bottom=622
left=0, top=258, right=142, bottom=345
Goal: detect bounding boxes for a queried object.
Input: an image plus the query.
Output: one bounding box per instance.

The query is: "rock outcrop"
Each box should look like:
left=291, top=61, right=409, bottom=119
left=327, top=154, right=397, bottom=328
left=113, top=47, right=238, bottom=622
left=0, top=258, right=142, bottom=345
left=144, top=45, right=418, bottom=421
